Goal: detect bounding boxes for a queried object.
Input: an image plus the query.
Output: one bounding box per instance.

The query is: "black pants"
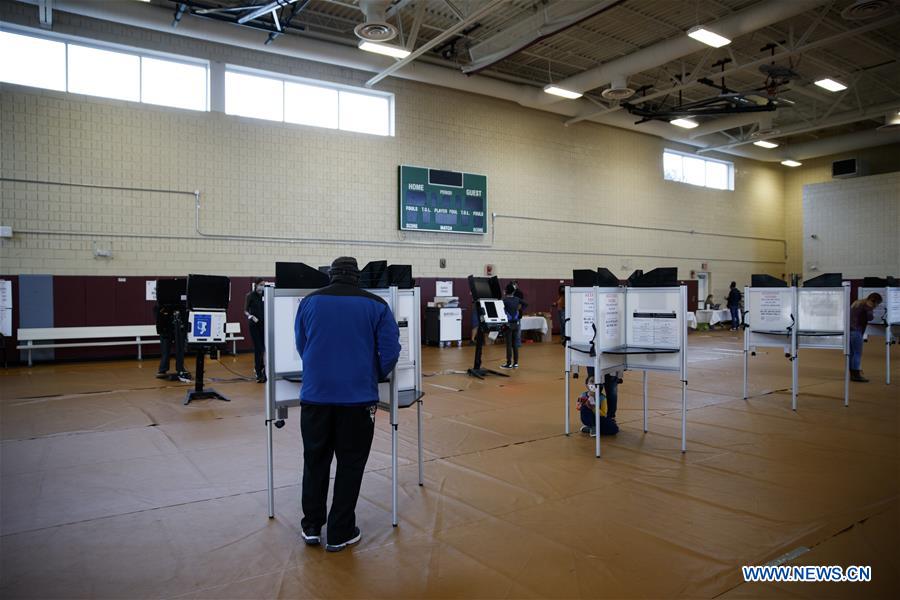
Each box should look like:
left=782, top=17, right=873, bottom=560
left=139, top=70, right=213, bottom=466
left=158, top=334, right=185, bottom=373
left=505, top=322, right=520, bottom=365
left=249, top=321, right=265, bottom=377
left=300, top=403, right=376, bottom=542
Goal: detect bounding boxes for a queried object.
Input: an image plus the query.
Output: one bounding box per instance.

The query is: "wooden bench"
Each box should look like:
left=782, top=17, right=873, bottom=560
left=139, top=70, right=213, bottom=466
left=16, top=323, right=245, bottom=366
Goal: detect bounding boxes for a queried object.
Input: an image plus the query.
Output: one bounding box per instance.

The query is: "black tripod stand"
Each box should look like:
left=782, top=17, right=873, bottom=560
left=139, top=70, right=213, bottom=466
left=467, top=324, right=510, bottom=379
left=184, top=344, right=230, bottom=405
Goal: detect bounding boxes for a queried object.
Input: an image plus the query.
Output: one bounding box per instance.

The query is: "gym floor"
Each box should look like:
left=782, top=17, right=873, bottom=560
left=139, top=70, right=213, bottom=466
left=1, top=330, right=897, bottom=599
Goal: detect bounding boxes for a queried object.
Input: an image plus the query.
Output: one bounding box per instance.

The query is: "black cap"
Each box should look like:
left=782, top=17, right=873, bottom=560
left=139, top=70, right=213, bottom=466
left=330, top=256, right=360, bottom=285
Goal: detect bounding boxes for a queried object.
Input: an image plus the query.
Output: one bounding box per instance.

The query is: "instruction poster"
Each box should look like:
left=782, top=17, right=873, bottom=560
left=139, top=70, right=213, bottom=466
left=759, top=291, right=784, bottom=323
left=0, top=280, right=11, bottom=337
left=398, top=321, right=410, bottom=363
left=799, top=290, right=843, bottom=332
left=436, top=281, right=453, bottom=297
left=632, top=312, right=678, bottom=347
left=146, top=280, right=157, bottom=301
left=582, top=292, right=595, bottom=337
left=888, top=288, right=900, bottom=325
left=602, top=293, right=620, bottom=341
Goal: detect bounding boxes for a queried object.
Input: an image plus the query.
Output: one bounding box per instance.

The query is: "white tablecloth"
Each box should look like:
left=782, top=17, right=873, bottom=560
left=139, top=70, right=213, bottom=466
left=520, top=316, right=549, bottom=335
left=696, top=309, right=732, bottom=326
left=687, top=312, right=697, bottom=330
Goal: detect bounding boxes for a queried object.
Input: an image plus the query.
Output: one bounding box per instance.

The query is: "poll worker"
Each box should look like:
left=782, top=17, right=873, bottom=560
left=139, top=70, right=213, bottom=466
left=511, top=281, right=527, bottom=349
left=552, top=284, right=566, bottom=346
left=244, top=278, right=266, bottom=383
left=500, top=283, right=523, bottom=369
left=154, top=302, right=191, bottom=383
left=726, top=282, right=742, bottom=331
left=849, top=292, right=883, bottom=382
left=294, top=256, right=401, bottom=552
left=704, top=294, right=715, bottom=309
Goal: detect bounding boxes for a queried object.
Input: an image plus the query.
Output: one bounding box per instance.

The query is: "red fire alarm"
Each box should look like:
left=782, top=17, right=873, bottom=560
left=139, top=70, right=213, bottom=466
left=701, top=262, right=709, bottom=270
left=485, top=264, right=495, bottom=276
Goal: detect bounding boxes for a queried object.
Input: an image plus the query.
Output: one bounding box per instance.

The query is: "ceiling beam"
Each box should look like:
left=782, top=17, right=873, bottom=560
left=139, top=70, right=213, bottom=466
left=365, top=0, right=506, bottom=88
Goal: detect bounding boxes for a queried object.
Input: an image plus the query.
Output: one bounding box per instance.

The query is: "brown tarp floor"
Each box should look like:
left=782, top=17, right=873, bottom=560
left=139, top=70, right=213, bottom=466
left=1, top=330, right=897, bottom=599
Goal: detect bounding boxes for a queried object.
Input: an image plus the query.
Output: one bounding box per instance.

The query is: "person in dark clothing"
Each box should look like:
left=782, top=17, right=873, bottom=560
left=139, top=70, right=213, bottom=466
left=245, top=278, right=266, bottom=383
left=726, top=282, right=742, bottom=331
left=500, top=283, right=522, bottom=368
left=511, top=281, right=527, bottom=349
left=294, top=257, right=401, bottom=552
left=553, top=284, right=566, bottom=346
left=849, top=292, right=882, bottom=382
left=154, top=303, right=191, bottom=382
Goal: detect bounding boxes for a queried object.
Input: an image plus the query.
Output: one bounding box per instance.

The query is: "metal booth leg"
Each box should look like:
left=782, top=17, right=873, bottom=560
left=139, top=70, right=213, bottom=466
left=681, top=379, right=687, bottom=453
left=392, top=423, right=399, bottom=527
left=266, top=418, right=275, bottom=518
left=844, top=354, right=850, bottom=407
left=565, top=366, right=571, bottom=435
left=417, top=399, right=424, bottom=486
left=642, top=371, right=648, bottom=433
left=792, top=352, right=799, bottom=411
left=742, top=348, right=749, bottom=400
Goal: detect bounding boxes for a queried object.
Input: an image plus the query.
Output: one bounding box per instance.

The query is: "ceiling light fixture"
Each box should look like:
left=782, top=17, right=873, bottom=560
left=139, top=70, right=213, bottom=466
left=814, top=78, right=847, bottom=92
left=753, top=140, right=779, bottom=149
left=781, top=159, right=802, bottom=167
left=543, top=85, right=582, bottom=99
left=670, top=118, right=699, bottom=129
left=687, top=26, right=731, bottom=48
left=358, top=40, right=410, bottom=59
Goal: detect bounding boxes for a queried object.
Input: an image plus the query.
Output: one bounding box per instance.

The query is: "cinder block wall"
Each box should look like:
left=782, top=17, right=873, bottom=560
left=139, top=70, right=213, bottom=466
left=1, top=3, right=787, bottom=301
left=802, top=172, right=900, bottom=278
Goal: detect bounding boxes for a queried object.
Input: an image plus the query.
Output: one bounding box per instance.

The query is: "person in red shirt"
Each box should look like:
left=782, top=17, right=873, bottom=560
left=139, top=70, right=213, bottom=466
left=849, top=292, right=883, bottom=382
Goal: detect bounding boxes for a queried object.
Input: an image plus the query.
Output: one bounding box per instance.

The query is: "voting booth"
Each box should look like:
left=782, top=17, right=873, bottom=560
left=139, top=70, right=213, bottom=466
left=263, top=263, right=424, bottom=527
left=563, top=268, right=688, bottom=456
left=859, top=278, right=900, bottom=384
left=743, top=275, right=851, bottom=409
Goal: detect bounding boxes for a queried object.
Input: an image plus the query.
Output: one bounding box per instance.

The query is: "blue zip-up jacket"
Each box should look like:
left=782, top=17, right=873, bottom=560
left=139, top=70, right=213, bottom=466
left=295, top=282, right=401, bottom=406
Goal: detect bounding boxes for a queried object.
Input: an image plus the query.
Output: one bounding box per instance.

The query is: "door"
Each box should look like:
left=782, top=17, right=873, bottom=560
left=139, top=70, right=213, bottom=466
left=696, top=272, right=709, bottom=308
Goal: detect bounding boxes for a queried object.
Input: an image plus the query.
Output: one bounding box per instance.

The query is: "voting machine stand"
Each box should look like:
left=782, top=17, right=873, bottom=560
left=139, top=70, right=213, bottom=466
left=744, top=282, right=851, bottom=409
left=263, top=285, right=424, bottom=527
left=859, top=284, right=899, bottom=385
left=564, top=284, right=688, bottom=457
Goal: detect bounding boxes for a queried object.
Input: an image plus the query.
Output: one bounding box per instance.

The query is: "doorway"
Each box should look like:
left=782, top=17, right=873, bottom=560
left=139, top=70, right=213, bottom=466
left=696, top=272, right=709, bottom=308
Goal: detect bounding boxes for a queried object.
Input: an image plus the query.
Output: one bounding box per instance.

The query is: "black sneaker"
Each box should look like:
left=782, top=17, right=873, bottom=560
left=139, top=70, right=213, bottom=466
left=256, top=373, right=267, bottom=384
left=325, top=527, right=361, bottom=553
left=499, top=363, right=513, bottom=369
left=177, top=371, right=193, bottom=383
left=300, top=527, right=321, bottom=546
left=513, top=363, right=519, bottom=368
left=155, top=371, right=169, bottom=379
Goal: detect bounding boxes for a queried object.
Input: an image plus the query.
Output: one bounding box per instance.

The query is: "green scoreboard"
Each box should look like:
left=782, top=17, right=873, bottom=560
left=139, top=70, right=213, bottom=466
left=399, top=165, right=487, bottom=235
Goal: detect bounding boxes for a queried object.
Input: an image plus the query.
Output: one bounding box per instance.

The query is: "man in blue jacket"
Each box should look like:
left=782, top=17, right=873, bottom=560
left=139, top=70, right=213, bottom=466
left=294, top=256, right=401, bottom=552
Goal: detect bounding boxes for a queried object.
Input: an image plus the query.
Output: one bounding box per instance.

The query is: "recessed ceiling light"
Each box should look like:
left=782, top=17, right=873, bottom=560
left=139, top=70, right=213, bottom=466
left=781, top=159, right=802, bottom=167
left=358, top=40, right=410, bottom=59
left=687, top=26, right=731, bottom=48
left=543, top=85, right=582, bottom=99
left=814, top=78, right=847, bottom=92
left=753, top=140, right=779, bottom=149
left=670, top=118, right=699, bottom=129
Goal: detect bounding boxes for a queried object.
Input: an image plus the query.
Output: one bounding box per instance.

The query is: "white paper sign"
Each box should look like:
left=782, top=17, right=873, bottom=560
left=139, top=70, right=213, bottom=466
left=632, top=317, right=653, bottom=345
left=398, top=322, right=410, bottom=363
left=0, top=280, right=12, bottom=337
left=603, top=293, right=620, bottom=341
left=146, top=280, right=157, bottom=301
left=632, top=312, right=678, bottom=347
left=888, top=288, right=900, bottom=325
left=759, top=292, right=783, bottom=323
left=436, top=281, right=453, bottom=297
left=582, top=292, right=595, bottom=337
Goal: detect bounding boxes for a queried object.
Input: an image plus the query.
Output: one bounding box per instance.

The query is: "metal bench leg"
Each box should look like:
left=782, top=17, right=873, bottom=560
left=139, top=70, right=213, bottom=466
left=137, top=337, right=142, bottom=361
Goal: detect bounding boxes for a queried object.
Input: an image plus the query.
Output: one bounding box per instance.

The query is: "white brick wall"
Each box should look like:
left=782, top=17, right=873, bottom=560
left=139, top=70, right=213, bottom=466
left=802, top=172, right=900, bottom=278
left=0, top=4, right=787, bottom=300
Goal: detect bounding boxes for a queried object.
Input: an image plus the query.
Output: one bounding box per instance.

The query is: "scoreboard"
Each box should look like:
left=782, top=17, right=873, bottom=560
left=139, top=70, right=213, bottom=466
left=399, top=165, right=487, bottom=235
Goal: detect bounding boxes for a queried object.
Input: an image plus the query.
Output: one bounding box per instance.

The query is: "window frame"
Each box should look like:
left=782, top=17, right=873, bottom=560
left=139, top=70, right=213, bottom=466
left=662, top=148, right=735, bottom=191
left=225, top=64, right=396, bottom=136
left=0, top=23, right=210, bottom=111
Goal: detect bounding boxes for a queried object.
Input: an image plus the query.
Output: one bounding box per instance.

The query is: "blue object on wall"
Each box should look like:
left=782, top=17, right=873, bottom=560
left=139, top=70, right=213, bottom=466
left=18, top=274, right=54, bottom=362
